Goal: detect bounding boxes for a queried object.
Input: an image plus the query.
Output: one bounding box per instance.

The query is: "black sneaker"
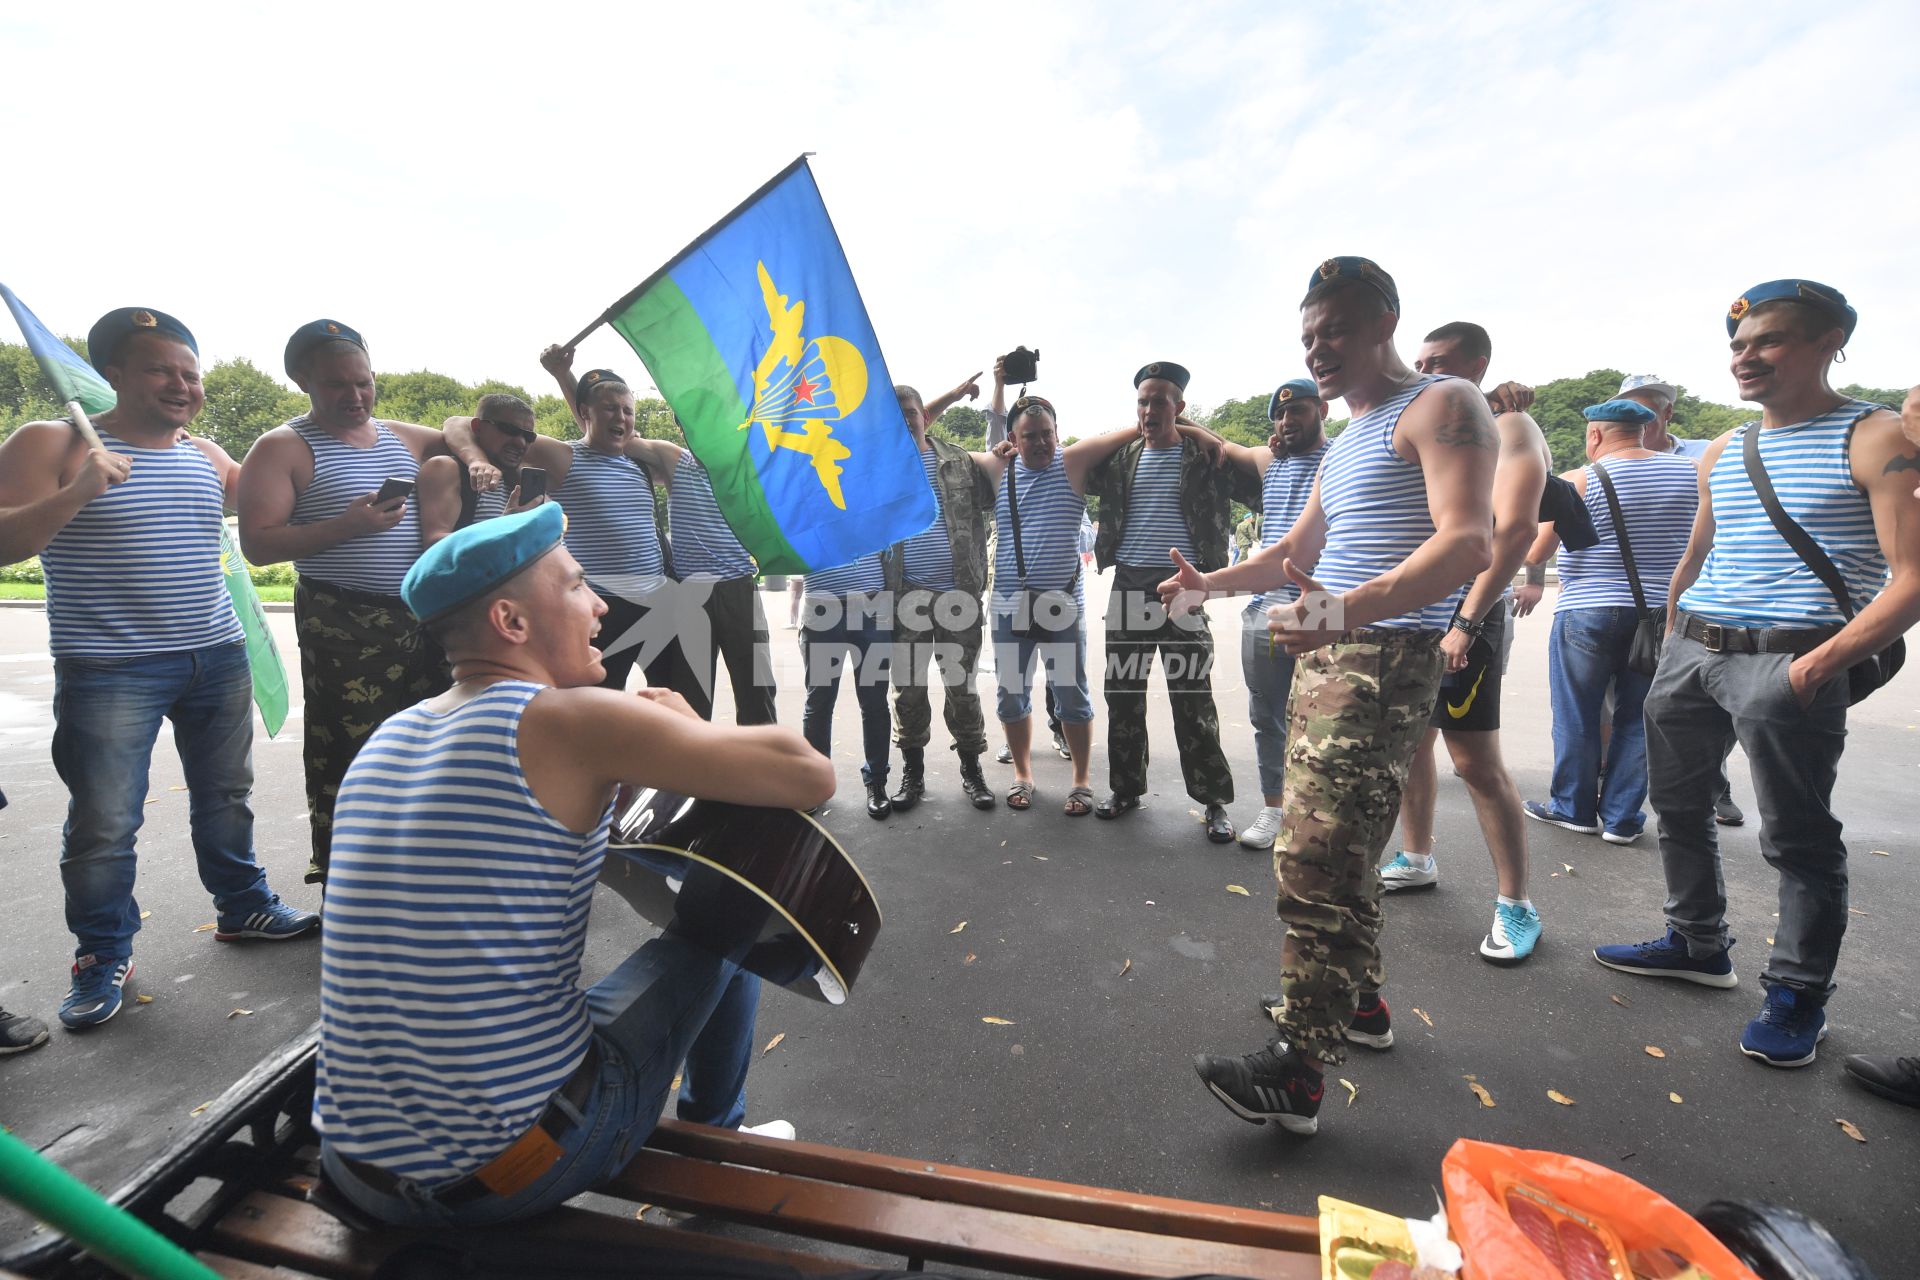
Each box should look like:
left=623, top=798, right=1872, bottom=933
left=1258, top=992, right=1393, bottom=1050
left=1192, top=1040, right=1323, bottom=1134
left=0, top=1007, right=50, bottom=1056
left=1843, top=1054, right=1920, bottom=1108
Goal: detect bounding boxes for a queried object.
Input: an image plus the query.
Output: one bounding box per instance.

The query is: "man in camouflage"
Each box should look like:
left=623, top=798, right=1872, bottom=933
left=1085, top=361, right=1260, bottom=841
left=1164, top=258, right=1496, bottom=1135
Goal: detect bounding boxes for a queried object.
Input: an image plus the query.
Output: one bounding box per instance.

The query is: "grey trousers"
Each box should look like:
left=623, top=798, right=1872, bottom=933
left=1644, top=631, right=1850, bottom=1000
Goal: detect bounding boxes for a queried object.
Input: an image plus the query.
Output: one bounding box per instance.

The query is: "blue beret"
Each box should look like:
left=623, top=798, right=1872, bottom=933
left=86, top=307, right=197, bottom=373
left=402, top=502, right=567, bottom=624
left=1305, top=256, right=1399, bottom=313
left=1582, top=399, right=1658, bottom=425
left=1727, top=279, right=1856, bottom=341
left=1267, top=378, right=1321, bottom=418
left=1133, top=361, right=1190, bottom=391
left=284, top=318, right=367, bottom=381
left=575, top=369, right=628, bottom=401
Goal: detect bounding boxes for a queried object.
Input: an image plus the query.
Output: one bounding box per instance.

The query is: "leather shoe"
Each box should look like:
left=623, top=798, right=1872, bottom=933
left=865, top=778, right=892, bottom=820
left=1094, top=792, right=1141, bottom=820
left=1843, top=1053, right=1920, bottom=1108
left=1204, top=803, right=1235, bottom=844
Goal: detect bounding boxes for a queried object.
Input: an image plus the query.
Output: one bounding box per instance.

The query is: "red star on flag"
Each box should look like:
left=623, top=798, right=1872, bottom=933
left=792, top=374, right=820, bottom=405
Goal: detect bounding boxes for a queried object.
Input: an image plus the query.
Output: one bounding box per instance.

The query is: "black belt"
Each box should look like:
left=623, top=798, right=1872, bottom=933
left=336, top=1040, right=600, bottom=1206
left=1677, top=610, right=1839, bottom=656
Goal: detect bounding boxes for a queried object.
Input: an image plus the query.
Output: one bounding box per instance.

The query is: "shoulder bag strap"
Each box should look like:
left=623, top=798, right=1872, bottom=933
left=1741, top=424, right=1857, bottom=621
left=1590, top=461, right=1648, bottom=618
left=1006, top=461, right=1029, bottom=584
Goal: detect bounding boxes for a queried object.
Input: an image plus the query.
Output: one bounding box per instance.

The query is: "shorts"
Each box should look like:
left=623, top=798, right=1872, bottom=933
left=1430, top=595, right=1511, bottom=732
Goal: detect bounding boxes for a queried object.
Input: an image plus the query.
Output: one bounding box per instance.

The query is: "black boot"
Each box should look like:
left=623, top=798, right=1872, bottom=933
left=958, top=753, right=995, bottom=810
left=890, top=748, right=925, bottom=811
left=865, top=776, right=892, bottom=820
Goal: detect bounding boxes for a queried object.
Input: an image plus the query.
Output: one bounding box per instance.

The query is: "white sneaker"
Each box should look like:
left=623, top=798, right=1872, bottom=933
left=1238, top=806, right=1284, bottom=849
left=1379, top=852, right=1438, bottom=891
left=740, top=1119, right=795, bottom=1140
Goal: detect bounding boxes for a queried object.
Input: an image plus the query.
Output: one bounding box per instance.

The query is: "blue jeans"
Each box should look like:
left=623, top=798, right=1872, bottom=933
left=1242, top=607, right=1297, bottom=798
left=52, top=642, right=270, bottom=961
left=989, top=609, right=1093, bottom=724
left=322, top=920, right=761, bottom=1227
left=800, top=595, right=893, bottom=785
left=1547, top=608, right=1652, bottom=832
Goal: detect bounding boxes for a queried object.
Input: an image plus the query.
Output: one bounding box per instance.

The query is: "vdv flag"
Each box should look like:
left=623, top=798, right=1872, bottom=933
left=594, top=157, right=935, bottom=574
left=0, top=283, right=291, bottom=737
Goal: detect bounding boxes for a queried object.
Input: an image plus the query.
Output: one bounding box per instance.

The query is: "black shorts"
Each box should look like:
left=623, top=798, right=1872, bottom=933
left=1431, top=596, right=1511, bottom=732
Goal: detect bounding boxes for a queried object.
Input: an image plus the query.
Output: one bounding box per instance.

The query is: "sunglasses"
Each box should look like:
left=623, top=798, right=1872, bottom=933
left=476, top=417, right=538, bottom=443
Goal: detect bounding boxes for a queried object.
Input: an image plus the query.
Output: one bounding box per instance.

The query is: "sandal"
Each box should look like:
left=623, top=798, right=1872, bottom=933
left=1063, top=785, right=1094, bottom=817
left=1095, top=792, right=1141, bottom=820
left=1007, top=780, right=1035, bottom=810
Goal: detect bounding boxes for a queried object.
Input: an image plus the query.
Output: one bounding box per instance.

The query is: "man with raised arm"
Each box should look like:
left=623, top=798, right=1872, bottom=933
left=1164, top=257, right=1495, bottom=1135
left=1, top=308, right=316, bottom=1030
left=315, top=503, right=831, bottom=1226
left=1595, top=281, right=1920, bottom=1070
left=237, top=320, right=453, bottom=885
left=1383, top=322, right=1550, bottom=966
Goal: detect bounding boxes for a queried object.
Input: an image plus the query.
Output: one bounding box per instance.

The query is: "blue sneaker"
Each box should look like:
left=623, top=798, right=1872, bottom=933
left=60, top=955, right=133, bottom=1030
left=215, top=896, right=320, bottom=942
left=1594, top=928, right=1737, bottom=988
left=1523, top=800, right=1599, bottom=835
left=1379, top=852, right=1438, bottom=891
left=1480, top=902, right=1542, bottom=965
left=1741, top=985, right=1829, bottom=1068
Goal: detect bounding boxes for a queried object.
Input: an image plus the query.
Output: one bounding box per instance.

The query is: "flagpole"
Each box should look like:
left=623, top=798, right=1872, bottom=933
left=65, top=400, right=105, bottom=451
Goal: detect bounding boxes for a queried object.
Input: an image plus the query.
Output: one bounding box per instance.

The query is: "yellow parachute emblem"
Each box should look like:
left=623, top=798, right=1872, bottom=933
left=739, top=262, right=864, bottom=510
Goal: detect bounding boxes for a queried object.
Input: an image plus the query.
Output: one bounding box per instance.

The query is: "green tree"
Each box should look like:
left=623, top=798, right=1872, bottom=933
left=930, top=404, right=987, bottom=449
left=198, top=358, right=307, bottom=458
left=1838, top=383, right=1907, bottom=408
left=0, top=337, right=86, bottom=442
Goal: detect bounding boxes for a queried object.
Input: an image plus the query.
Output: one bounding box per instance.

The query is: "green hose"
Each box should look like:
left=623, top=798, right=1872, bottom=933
left=0, top=1124, right=220, bottom=1280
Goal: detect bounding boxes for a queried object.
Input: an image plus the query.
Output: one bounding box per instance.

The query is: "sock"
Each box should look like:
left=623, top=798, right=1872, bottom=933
left=1403, top=852, right=1435, bottom=870
left=1497, top=894, right=1533, bottom=911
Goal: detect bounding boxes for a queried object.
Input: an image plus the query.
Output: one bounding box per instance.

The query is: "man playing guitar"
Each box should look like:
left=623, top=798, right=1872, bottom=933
left=312, top=503, right=834, bottom=1226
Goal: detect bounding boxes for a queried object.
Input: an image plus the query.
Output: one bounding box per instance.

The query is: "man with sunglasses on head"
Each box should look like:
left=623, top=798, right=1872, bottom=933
left=421, top=393, right=544, bottom=546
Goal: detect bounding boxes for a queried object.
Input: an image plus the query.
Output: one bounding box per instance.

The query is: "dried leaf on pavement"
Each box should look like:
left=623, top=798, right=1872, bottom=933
left=1669, top=1093, right=1684, bottom=1104
left=135, top=995, right=154, bottom=1005
left=1339, top=1078, right=1358, bottom=1107
left=1412, top=1008, right=1434, bottom=1028
left=1118, top=958, right=1132, bottom=977
left=227, top=1008, right=253, bottom=1019
left=1870, top=849, right=1890, bottom=857
left=190, top=1101, right=212, bottom=1116
left=1226, top=884, right=1251, bottom=897
left=964, top=952, right=977, bottom=965
left=949, top=921, right=968, bottom=934
left=761, top=1033, right=785, bottom=1056
left=1467, top=1080, right=1496, bottom=1108
left=1548, top=1090, right=1576, bottom=1106
left=981, top=1016, right=1015, bottom=1026
left=1847, top=907, right=1869, bottom=917
left=1610, top=994, right=1631, bottom=1007
left=1561, top=862, right=1576, bottom=877
left=1032, top=855, right=1048, bottom=861
left=192, top=923, right=216, bottom=933
left=1835, top=1118, right=1867, bottom=1143
left=139, top=911, right=152, bottom=920
left=1644, top=1046, right=1666, bottom=1059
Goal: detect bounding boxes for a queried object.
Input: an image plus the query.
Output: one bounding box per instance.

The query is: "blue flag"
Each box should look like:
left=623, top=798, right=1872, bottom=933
left=601, top=158, right=935, bottom=574
left=0, top=283, right=115, bottom=415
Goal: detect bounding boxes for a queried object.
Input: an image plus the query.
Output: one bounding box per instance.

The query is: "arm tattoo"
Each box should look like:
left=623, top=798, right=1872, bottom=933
left=1435, top=407, right=1498, bottom=451
left=1884, top=451, right=1920, bottom=476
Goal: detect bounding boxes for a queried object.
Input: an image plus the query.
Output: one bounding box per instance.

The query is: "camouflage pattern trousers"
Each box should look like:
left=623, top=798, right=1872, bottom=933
left=1102, top=566, right=1233, bottom=804
left=294, top=578, right=450, bottom=883
left=1270, top=630, right=1442, bottom=1065
left=891, top=585, right=988, bottom=755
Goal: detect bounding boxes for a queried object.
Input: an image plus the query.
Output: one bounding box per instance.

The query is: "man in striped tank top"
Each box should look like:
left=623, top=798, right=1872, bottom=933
left=239, top=319, right=455, bottom=884
left=1172, top=258, right=1496, bottom=1134
left=315, top=505, right=831, bottom=1226
left=1, top=307, right=316, bottom=1031
left=1086, top=361, right=1263, bottom=840
left=1597, top=280, right=1920, bottom=1070
left=419, top=392, right=542, bottom=546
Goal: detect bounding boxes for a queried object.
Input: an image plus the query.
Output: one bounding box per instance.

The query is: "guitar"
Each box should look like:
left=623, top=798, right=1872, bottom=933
left=600, top=786, right=882, bottom=1005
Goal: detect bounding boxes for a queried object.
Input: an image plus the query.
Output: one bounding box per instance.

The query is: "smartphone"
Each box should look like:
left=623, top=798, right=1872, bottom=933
left=516, top=467, right=547, bottom=504
left=374, top=478, right=414, bottom=506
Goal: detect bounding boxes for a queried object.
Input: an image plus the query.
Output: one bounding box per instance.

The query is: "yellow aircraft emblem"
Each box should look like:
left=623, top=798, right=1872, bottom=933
left=739, top=262, right=867, bottom=510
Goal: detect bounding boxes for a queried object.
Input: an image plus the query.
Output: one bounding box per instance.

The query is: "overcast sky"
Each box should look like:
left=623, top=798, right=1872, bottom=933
left=7, top=1, right=1916, bottom=431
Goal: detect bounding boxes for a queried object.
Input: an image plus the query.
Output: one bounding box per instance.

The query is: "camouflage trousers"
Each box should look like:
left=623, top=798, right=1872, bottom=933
left=1103, top=566, right=1233, bottom=804
left=1269, top=631, right=1442, bottom=1065
left=891, top=585, right=988, bottom=755
left=295, top=578, right=451, bottom=883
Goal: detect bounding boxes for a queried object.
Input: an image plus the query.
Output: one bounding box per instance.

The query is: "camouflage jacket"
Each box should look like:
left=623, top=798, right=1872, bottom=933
left=883, top=436, right=992, bottom=597
left=1087, top=435, right=1264, bottom=573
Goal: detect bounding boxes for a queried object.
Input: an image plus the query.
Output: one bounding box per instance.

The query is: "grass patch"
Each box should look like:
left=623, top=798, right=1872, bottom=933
left=0, top=582, right=294, bottom=604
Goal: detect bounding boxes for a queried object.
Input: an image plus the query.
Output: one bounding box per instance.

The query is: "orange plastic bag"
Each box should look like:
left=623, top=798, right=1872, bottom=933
left=1441, top=1139, right=1761, bottom=1280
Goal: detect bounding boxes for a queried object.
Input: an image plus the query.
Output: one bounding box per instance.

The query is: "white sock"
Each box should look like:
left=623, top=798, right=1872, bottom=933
left=1403, top=852, right=1435, bottom=870
left=1497, top=894, right=1533, bottom=911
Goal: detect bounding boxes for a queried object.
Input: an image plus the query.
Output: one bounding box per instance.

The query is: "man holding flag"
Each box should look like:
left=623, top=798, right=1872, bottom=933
left=0, top=299, right=317, bottom=1031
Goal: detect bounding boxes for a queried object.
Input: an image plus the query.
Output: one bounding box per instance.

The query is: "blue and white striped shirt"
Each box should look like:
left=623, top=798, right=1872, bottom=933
left=290, top=418, right=423, bottom=596
left=556, top=442, right=665, bottom=600
left=40, top=430, right=243, bottom=658
left=1249, top=442, right=1330, bottom=616
left=992, top=448, right=1087, bottom=610
left=1556, top=453, right=1699, bottom=613
left=805, top=553, right=885, bottom=597
left=314, top=681, right=610, bottom=1184
left=1115, top=444, right=1196, bottom=567
left=1315, top=375, right=1458, bottom=630
left=470, top=484, right=509, bottom=524
left=1681, top=400, right=1889, bottom=628
left=668, top=451, right=755, bottom=580
left=899, top=446, right=958, bottom=591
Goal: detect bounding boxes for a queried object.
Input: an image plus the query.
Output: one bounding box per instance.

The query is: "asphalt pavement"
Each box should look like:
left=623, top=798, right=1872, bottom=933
left=2, top=583, right=1916, bottom=1272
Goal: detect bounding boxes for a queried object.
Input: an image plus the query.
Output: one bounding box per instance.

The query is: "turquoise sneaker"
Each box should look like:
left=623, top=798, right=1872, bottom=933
left=1479, top=902, right=1542, bottom=965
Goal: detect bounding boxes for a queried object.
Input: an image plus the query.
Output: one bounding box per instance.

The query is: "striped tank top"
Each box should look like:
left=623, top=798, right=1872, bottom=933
left=1249, top=442, right=1330, bottom=615
left=1315, top=375, right=1458, bottom=630
left=289, top=418, right=423, bottom=595
left=469, top=484, right=509, bottom=524
left=992, top=448, right=1086, bottom=610
left=555, top=441, right=664, bottom=600
left=667, top=451, right=754, bottom=580
left=1680, top=400, right=1889, bottom=627
left=899, top=446, right=957, bottom=591
left=40, top=429, right=243, bottom=658
left=805, top=553, right=885, bottom=597
left=313, top=680, right=610, bottom=1184
left=1556, top=453, right=1699, bottom=613
left=1115, top=444, right=1197, bottom=567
